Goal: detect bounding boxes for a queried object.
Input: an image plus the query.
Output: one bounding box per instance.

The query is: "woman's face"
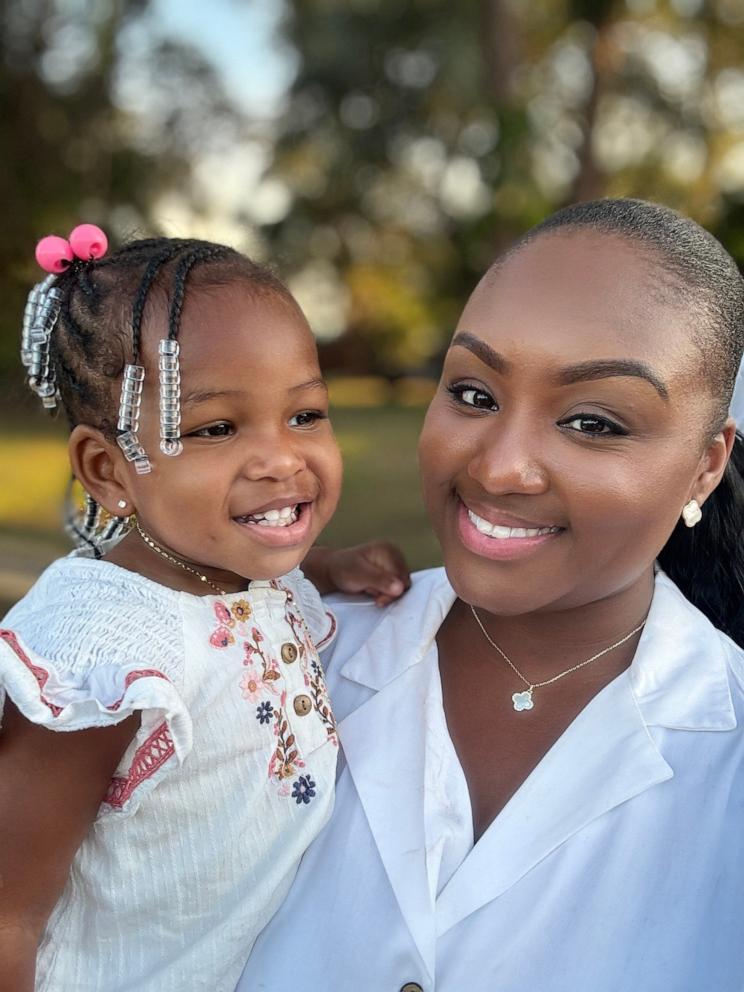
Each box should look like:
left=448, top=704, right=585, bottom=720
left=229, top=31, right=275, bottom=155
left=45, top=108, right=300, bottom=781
left=419, top=230, right=733, bottom=616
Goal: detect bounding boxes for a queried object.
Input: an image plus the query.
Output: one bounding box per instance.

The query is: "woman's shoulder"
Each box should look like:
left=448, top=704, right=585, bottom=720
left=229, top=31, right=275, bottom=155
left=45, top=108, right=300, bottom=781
left=321, top=567, right=451, bottom=671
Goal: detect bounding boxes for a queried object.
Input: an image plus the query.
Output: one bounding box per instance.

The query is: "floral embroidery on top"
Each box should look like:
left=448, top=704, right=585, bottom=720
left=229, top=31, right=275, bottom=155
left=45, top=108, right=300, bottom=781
left=291, top=775, right=316, bottom=805
left=256, top=701, right=274, bottom=724
left=269, top=691, right=304, bottom=783
left=280, top=589, right=338, bottom=747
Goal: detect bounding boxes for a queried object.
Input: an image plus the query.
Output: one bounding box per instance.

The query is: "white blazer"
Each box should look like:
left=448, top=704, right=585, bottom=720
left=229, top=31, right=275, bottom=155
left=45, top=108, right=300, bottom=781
left=239, top=569, right=744, bottom=992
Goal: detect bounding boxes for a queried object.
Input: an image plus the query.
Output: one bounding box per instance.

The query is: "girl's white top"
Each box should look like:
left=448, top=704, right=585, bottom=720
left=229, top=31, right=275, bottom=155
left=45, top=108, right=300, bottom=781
left=0, top=552, right=339, bottom=992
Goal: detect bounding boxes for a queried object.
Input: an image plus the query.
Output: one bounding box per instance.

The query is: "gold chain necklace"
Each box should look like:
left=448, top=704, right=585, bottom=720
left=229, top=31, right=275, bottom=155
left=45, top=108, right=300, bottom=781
left=470, top=605, right=646, bottom=712
left=135, top=521, right=227, bottom=595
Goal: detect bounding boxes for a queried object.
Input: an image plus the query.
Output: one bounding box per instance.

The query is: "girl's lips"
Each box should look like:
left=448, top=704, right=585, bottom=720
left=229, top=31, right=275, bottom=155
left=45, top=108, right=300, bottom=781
left=456, top=500, right=563, bottom=561
left=233, top=502, right=313, bottom=548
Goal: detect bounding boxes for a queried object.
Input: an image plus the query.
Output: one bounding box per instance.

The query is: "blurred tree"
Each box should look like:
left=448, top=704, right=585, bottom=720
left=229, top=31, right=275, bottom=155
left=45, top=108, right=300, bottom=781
left=0, top=0, right=239, bottom=385
left=265, top=0, right=744, bottom=376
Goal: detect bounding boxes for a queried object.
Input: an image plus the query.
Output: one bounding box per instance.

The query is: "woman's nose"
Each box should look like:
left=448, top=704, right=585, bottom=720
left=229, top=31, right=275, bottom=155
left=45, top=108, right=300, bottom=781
left=467, top=418, right=550, bottom=495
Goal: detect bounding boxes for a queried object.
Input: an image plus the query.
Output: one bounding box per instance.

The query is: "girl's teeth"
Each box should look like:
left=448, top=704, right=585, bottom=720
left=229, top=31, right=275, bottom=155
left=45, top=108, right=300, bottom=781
left=468, top=509, right=558, bottom=539
left=245, top=504, right=299, bottom=527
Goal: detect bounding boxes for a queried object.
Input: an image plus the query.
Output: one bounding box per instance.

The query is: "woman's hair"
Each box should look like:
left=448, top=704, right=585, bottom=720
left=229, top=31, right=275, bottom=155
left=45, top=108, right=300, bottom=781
left=515, top=199, right=744, bottom=645
left=48, top=237, right=294, bottom=439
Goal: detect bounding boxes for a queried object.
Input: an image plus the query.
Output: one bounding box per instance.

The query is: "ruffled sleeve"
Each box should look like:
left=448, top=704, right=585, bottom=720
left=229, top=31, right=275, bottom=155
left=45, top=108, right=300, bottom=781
left=0, top=557, right=194, bottom=817
left=281, top=567, right=337, bottom=651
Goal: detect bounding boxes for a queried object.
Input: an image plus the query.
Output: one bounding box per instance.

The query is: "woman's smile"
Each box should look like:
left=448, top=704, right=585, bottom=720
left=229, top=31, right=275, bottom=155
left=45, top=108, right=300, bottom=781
left=456, top=498, right=564, bottom=561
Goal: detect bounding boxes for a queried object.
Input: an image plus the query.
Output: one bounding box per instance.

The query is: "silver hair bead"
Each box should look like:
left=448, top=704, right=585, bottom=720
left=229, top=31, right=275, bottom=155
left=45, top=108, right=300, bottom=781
left=21, top=276, right=61, bottom=411
left=117, top=430, right=152, bottom=475
left=158, top=338, right=183, bottom=456
left=117, top=364, right=145, bottom=433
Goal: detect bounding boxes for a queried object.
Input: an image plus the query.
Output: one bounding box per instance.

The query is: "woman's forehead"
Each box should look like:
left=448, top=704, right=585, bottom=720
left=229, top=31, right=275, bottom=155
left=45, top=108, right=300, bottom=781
left=455, top=230, right=696, bottom=370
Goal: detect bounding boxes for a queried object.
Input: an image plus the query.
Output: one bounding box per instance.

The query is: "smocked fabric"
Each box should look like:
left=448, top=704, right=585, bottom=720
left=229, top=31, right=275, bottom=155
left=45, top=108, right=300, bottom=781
left=0, top=553, right=338, bottom=991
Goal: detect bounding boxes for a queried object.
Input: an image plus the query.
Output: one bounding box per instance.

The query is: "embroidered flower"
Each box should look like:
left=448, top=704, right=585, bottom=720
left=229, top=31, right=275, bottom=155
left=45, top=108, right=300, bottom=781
left=256, top=701, right=274, bottom=724
left=251, top=627, right=264, bottom=643
left=243, top=642, right=255, bottom=665
left=214, top=602, right=234, bottom=626
left=240, top=671, right=263, bottom=703
left=231, top=599, right=252, bottom=623
left=210, top=626, right=235, bottom=649
left=291, top=775, right=316, bottom=805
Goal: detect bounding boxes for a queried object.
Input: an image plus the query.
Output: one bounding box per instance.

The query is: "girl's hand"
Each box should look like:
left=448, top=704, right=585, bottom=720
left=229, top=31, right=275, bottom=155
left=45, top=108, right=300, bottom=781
left=303, top=542, right=411, bottom=605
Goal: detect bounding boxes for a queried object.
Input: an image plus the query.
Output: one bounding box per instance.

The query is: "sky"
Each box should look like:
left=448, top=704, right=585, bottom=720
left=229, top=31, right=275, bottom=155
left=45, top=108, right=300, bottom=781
left=151, top=0, right=295, bottom=118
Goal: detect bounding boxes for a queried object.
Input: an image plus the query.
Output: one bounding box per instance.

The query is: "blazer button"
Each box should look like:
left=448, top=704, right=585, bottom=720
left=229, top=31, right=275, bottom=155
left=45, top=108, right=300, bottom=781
left=281, top=642, right=298, bottom=664
left=293, top=694, right=312, bottom=716
left=400, top=984, right=424, bottom=992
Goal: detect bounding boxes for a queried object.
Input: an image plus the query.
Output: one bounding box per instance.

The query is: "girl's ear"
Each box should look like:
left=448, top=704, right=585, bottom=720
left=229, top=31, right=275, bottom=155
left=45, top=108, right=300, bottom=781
left=69, top=426, right=135, bottom=516
left=692, top=418, right=737, bottom=507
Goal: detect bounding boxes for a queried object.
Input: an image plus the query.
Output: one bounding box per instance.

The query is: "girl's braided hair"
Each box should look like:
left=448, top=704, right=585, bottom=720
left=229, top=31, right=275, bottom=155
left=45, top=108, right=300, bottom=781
left=48, top=237, right=294, bottom=439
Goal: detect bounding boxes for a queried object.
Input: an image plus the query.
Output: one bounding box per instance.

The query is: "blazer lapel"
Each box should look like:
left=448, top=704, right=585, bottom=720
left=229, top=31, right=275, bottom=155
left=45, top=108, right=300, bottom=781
left=435, top=668, right=673, bottom=935
left=339, top=657, right=437, bottom=979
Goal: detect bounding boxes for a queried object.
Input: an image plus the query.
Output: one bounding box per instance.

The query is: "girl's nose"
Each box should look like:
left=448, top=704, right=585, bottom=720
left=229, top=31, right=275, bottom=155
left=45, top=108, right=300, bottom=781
left=240, top=434, right=306, bottom=482
left=467, top=419, right=550, bottom=496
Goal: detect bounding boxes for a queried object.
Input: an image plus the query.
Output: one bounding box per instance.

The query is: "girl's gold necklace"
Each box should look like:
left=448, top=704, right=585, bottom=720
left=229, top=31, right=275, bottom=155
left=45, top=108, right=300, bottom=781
left=135, top=521, right=227, bottom=595
left=470, top=605, right=646, bottom=712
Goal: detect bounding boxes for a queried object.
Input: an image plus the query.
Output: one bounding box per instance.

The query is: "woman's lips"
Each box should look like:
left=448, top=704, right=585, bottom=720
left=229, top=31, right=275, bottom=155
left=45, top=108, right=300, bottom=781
left=456, top=499, right=563, bottom=561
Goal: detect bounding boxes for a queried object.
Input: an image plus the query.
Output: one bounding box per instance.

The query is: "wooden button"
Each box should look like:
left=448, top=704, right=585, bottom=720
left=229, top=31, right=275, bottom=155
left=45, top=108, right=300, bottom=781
left=281, top=642, right=298, bottom=664
left=293, top=694, right=312, bottom=716
left=400, top=984, right=424, bottom=992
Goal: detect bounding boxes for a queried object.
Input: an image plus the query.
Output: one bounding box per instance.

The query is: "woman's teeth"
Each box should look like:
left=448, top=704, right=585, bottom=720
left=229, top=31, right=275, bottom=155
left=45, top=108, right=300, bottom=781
left=467, top=509, right=559, bottom=539
left=246, top=505, right=299, bottom=528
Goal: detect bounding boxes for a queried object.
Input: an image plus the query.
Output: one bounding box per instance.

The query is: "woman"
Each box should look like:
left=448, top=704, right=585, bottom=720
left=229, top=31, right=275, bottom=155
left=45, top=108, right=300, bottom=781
left=238, top=199, right=744, bottom=992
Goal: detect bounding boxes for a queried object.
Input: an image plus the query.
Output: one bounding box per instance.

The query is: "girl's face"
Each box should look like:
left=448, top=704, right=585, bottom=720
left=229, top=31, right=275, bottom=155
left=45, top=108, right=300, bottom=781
left=123, top=281, right=342, bottom=582
left=419, top=230, right=733, bottom=616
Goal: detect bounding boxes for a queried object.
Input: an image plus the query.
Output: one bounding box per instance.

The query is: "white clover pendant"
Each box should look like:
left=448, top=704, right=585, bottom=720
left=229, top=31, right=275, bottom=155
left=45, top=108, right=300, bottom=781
left=512, top=689, right=534, bottom=712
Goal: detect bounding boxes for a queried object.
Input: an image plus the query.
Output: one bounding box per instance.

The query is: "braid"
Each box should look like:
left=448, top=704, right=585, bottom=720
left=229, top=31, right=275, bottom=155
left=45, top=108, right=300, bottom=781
left=46, top=236, right=292, bottom=440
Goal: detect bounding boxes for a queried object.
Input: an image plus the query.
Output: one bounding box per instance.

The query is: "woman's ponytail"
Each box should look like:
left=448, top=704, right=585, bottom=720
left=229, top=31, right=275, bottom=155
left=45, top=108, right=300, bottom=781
left=658, top=432, right=744, bottom=647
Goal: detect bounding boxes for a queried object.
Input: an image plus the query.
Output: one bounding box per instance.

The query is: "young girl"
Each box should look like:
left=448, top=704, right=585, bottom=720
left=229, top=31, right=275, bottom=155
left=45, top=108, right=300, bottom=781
left=0, top=228, right=408, bottom=991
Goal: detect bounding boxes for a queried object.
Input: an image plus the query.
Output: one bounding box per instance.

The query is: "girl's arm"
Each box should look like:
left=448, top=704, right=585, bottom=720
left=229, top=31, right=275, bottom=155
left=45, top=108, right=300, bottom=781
left=0, top=701, right=139, bottom=992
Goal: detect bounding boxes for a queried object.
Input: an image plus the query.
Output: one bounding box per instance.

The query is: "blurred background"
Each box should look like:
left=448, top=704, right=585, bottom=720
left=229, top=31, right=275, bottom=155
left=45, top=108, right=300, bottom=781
left=2, top=0, right=744, bottom=612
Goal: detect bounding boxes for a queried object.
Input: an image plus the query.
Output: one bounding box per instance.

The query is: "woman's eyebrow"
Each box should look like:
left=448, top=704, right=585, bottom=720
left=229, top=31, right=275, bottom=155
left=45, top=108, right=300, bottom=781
left=557, top=360, right=669, bottom=399
left=451, top=332, right=510, bottom=373
left=451, top=331, right=669, bottom=399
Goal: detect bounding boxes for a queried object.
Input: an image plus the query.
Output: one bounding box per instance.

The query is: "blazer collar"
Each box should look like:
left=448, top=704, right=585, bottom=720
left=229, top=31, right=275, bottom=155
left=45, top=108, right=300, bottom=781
left=336, top=568, right=739, bottom=955
left=339, top=568, right=737, bottom=733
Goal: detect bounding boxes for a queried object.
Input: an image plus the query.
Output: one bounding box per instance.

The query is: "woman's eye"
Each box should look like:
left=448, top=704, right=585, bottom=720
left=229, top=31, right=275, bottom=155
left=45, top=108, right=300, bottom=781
left=448, top=384, right=497, bottom=411
left=189, top=422, right=234, bottom=438
left=289, top=410, right=327, bottom=427
left=559, top=415, right=625, bottom=437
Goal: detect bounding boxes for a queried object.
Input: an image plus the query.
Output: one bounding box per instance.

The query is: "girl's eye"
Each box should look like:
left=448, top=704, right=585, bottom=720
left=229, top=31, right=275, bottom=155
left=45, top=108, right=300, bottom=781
left=447, top=383, right=498, bottom=411
left=559, top=414, right=626, bottom=437
left=189, top=422, right=234, bottom=438
left=289, top=410, right=328, bottom=428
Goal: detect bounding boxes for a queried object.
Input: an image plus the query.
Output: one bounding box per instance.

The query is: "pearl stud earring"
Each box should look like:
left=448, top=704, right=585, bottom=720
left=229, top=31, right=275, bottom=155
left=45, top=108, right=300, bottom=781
left=682, top=499, right=702, bottom=528
left=117, top=498, right=128, bottom=510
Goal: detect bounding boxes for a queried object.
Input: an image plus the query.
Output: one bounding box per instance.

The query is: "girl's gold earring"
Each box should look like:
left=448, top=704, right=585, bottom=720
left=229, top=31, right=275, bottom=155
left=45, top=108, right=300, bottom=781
left=682, top=499, right=702, bottom=528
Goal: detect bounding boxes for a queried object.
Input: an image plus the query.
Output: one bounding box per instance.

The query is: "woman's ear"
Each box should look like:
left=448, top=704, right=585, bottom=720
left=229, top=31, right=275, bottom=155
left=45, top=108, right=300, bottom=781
left=692, top=418, right=737, bottom=506
left=69, top=426, right=135, bottom=516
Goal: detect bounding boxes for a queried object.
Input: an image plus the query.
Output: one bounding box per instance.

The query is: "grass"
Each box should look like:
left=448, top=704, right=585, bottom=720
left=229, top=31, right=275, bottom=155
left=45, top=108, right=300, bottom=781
left=0, top=404, right=442, bottom=574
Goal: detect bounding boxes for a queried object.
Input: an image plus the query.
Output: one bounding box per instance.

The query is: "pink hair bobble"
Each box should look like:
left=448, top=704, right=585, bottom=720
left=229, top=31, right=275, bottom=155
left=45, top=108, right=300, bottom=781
left=69, top=223, right=108, bottom=261
left=34, top=224, right=108, bottom=274
left=35, top=235, right=74, bottom=274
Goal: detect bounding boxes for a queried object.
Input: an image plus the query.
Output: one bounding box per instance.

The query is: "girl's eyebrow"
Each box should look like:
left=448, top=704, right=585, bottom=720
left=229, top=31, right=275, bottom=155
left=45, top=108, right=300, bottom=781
left=181, top=388, right=243, bottom=407
left=451, top=331, right=668, bottom=399
left=290, top=377, right=327, bottom=393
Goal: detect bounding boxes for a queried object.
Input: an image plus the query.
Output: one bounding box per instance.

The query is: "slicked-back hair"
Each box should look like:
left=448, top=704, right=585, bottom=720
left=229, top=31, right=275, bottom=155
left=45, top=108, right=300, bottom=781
left=49, top=237, right=295, bottom=438
left=502, top=199, right=744, bottom=645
